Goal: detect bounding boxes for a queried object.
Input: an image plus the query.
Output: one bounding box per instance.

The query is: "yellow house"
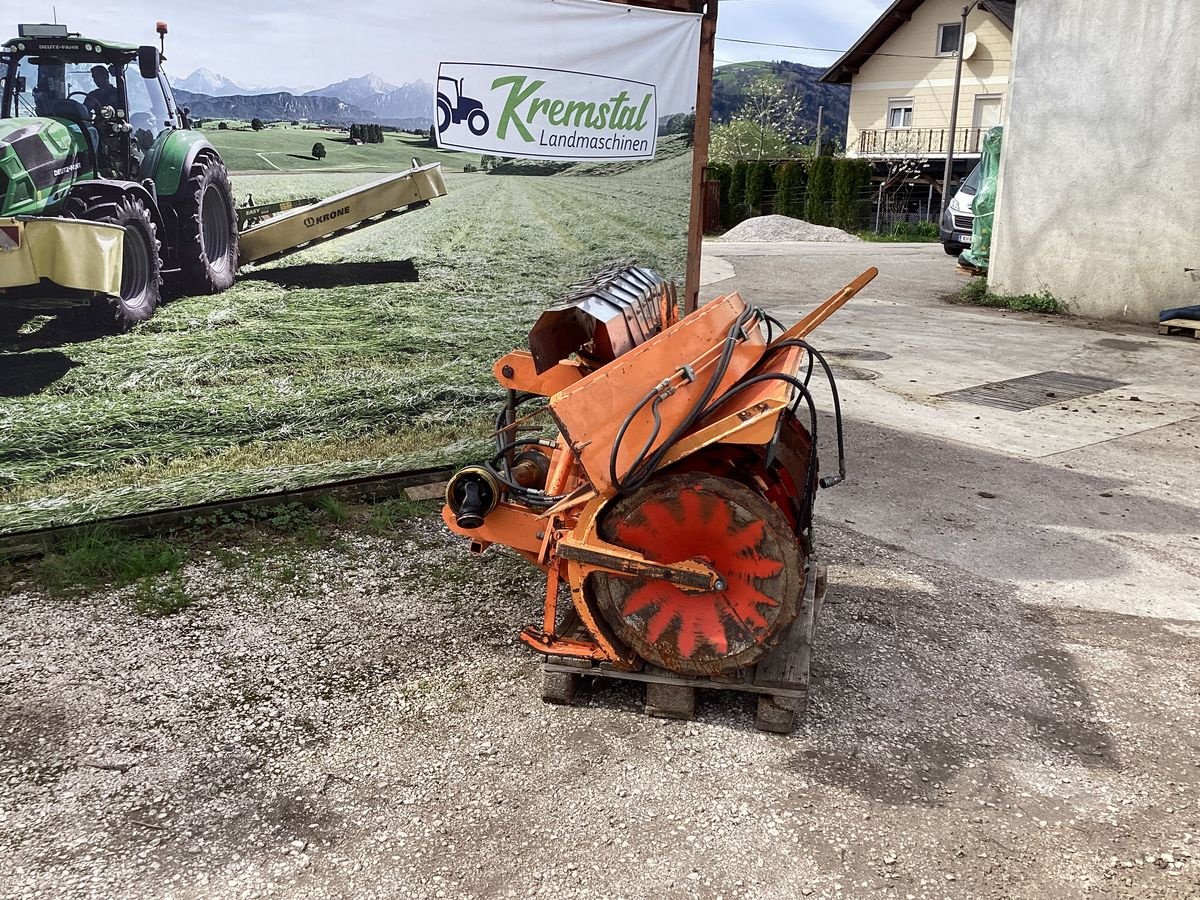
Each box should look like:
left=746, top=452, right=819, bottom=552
left=821, top=0, right=1014, bottom=161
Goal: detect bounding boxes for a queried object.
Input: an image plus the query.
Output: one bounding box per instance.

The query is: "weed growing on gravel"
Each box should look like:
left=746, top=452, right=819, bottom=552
left=35, top=526, right=186, bottom=595
left=130, top=571, right=193, bottom=616
left=953, top=278, right=1063, bottom=313
left=366, top=497, right=439, bottom=533
left=317, top=495, right=349, bottom=523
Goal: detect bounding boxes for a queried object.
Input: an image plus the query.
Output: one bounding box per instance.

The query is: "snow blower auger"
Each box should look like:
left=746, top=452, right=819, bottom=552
left=442, top=264, right=878, bottom=732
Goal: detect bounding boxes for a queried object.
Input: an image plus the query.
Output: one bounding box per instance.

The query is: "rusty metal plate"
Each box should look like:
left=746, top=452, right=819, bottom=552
left=939, top=371, right=1127, bottom=411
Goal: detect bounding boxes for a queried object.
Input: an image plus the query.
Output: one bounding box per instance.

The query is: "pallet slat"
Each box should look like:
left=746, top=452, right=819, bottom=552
left=1159, top=318, right=1200, bottom=341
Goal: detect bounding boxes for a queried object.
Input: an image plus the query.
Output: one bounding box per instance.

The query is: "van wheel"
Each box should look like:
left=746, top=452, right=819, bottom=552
left=177, top=155, right=239, bottom=293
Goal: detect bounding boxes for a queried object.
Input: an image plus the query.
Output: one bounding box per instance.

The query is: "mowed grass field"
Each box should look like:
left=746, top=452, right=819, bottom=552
left=202, top=123, right=482, bottom=174
left=0, top=151, right=690, bottom=532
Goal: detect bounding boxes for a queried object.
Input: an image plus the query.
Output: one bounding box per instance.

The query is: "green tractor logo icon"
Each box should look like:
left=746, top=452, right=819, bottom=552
left=437, top=76, right=489, bottom=136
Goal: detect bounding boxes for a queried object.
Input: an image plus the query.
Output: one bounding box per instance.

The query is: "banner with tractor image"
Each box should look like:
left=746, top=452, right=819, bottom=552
left=0, top=0, right=699, bottom=535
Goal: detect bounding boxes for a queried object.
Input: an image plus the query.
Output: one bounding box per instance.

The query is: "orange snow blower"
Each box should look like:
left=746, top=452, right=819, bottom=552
left=443, top=265, right=876, bottom=698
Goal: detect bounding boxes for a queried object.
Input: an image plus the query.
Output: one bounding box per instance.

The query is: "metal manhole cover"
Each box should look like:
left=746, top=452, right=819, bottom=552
left=939, top=371, right=1127, bottom=411
left=825, top=349, right=893, bottom=361
left=830, top=365, right=878, bottom=381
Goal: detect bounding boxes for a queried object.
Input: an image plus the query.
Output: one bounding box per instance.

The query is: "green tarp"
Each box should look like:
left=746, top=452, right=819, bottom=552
left=961, top=125, right=1003, bottom=271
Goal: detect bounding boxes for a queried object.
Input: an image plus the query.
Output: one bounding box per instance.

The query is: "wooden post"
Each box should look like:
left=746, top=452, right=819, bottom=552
left=596, top=0, right=716, bottom=315
left=684, top=1, right=718, bottom=314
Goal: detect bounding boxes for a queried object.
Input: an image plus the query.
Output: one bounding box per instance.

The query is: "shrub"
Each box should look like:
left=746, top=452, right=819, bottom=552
left=729, top=161, right=749, bottom=221
left=805, top=156, right=834, bottom=226
left=745, top=161, right=772, bottom=215
left=217, top=121, right=228, bottom=130
left=832, top=159, right=873, bottom=231
left=312, top=142, right=326, bottom=160
left=774, top=161, right=806, bottom=218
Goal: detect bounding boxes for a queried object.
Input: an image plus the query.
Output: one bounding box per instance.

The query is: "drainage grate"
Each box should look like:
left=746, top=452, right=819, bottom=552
left=825, top=349, right=893, bottom=361
left=938, top=371, right=1127, bottom=411
left=830, top=365, right=878, bottom=381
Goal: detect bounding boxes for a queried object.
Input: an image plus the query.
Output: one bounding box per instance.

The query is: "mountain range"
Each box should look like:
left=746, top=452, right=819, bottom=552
left=172, top=69, right=435, bottom=126
left=170, top=62, right=848, bottom=140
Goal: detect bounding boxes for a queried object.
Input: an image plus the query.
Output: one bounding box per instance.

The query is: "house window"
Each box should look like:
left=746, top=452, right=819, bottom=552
left=937, top=22, right=962, bottom=55
left=887, top=98, right=913, bottom=129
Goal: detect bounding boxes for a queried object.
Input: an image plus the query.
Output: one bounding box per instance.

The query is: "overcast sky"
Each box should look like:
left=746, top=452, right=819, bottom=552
left=6, top=0, right=889, bottom=90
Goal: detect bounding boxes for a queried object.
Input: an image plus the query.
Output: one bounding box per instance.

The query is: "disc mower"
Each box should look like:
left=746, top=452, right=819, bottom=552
left=443, top=265, right=877, bottom=725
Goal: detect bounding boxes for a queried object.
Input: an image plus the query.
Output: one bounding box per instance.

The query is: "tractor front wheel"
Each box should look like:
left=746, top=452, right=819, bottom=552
left=467, top=109, right=489, bottom=136
left=88, top=195, right=161, bottom=331
left=177, top=155, right=239, bottom=294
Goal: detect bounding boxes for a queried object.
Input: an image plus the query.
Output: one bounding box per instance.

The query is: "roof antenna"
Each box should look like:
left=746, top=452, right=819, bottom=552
left=53, top=6, right=58, bottom=24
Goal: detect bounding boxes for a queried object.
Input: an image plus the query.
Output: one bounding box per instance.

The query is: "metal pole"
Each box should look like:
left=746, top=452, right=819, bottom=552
left=939, top=3, right=974, bottom=217
left=684, top=0, right=718, bottom=314
left=815, top=105, right=824, bottom=158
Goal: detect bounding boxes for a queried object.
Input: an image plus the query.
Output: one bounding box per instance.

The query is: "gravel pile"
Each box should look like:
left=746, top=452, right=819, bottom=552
left=721, top=215, right=861, bottom=243
left=1, top=515, right=1197, bottom=898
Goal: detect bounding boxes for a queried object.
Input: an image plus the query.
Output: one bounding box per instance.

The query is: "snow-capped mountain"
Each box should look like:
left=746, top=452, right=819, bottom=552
left=364, top=81, right=435, bottom=121
left=173, top=68, right=250, bottom=97
left=305, top=73, right=399, bottom=106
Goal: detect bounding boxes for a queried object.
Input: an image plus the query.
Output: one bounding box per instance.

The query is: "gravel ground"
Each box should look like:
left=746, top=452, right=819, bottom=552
left=2, top=513, right=1199, bottom=899
left=720, top=216, right=862, bottom=243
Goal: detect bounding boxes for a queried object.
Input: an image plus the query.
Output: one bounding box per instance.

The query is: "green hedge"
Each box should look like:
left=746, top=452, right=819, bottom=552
left=707, top=157, right=881, bottom=232
left=774, top=161, right=806, bottom=219
left=745, top=161, right=772, bottom=215
left=730, top=161, right=749, bottom=219
left=804, top=157, right=834, bottom=226
left=832, top=159, right=873, bottom=231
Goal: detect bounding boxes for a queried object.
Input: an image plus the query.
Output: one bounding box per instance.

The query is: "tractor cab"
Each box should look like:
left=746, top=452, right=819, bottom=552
left=0, top=24, right=181, bottom=194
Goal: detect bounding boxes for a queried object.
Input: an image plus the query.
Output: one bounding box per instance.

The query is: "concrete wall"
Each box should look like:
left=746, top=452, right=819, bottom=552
left=846, top=0, right=1012, bottom=155
left=989, top=0, right=1200, bottom=322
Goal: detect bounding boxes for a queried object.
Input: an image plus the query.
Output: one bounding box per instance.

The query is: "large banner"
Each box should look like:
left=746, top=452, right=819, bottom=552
left=0, top=0, right=699, bottom=535
left=435, top=0, right=700, bottom=161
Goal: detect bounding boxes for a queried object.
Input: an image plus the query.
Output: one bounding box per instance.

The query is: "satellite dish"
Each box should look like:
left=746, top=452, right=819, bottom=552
left=962, top=32, right=979, bottom=59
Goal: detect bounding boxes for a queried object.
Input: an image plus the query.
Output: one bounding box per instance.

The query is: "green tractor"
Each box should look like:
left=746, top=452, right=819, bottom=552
left=0, top=22, right=237, bottom=330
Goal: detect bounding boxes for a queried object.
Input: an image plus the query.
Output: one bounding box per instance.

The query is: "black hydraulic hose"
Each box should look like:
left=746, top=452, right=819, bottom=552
left=769, top=340, right=847, bottom=487
left=611, top=304, right=760, bottom=495
left=700, top=369, right=822, bottom=523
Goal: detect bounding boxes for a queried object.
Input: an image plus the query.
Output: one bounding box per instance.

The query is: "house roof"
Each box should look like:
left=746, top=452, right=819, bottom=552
left=819, top=0, right=1015, bottom=84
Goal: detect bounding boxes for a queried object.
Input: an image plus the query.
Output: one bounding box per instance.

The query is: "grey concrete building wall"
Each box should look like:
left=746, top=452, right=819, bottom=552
left=989, top=0, right=1200, bottom=322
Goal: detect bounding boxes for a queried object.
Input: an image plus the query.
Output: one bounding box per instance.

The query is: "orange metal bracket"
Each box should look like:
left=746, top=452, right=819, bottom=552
left=771, top=267, right=878, bottom=345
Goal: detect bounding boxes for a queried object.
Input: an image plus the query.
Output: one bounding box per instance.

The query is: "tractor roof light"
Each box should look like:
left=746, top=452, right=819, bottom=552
left=156, top=21, right=168, bottom=58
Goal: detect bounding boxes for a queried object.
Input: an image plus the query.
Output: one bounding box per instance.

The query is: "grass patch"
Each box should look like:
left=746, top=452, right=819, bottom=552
left=857, top=221, right=940, bottom=243
left=203, top=125, right=482, bottom=174
left=32, top=526, right=188, bottom=608
left=366, top=497, right=440, bottom=533
left=952, top=278, right=1064, bottom=314
left=131, top=571, right=193, bottom=617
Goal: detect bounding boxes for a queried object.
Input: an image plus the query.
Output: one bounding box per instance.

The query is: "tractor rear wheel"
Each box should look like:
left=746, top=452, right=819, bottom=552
left=87, top=195, right=161, bottom=331
left=177, top=155, right=239, bottom=293
left=590, top=473, right=805, bottom=676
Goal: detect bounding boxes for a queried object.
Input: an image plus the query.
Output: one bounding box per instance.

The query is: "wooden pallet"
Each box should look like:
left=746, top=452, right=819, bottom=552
left=542, top=561, right=827, bottom=734
left=1159, top=318, right=1200, bottom=340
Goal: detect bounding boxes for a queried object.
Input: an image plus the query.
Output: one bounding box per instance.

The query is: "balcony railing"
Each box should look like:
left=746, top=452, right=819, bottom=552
left=856, top=127, right=990, bottom=157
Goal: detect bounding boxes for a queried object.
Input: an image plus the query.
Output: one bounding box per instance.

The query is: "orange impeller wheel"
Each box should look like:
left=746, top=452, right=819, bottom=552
left=589, top=474, right=806, bottom=676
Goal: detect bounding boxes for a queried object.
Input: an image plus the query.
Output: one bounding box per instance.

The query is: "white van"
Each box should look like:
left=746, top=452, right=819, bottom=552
left=939, top=163, right=981, bottom=255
